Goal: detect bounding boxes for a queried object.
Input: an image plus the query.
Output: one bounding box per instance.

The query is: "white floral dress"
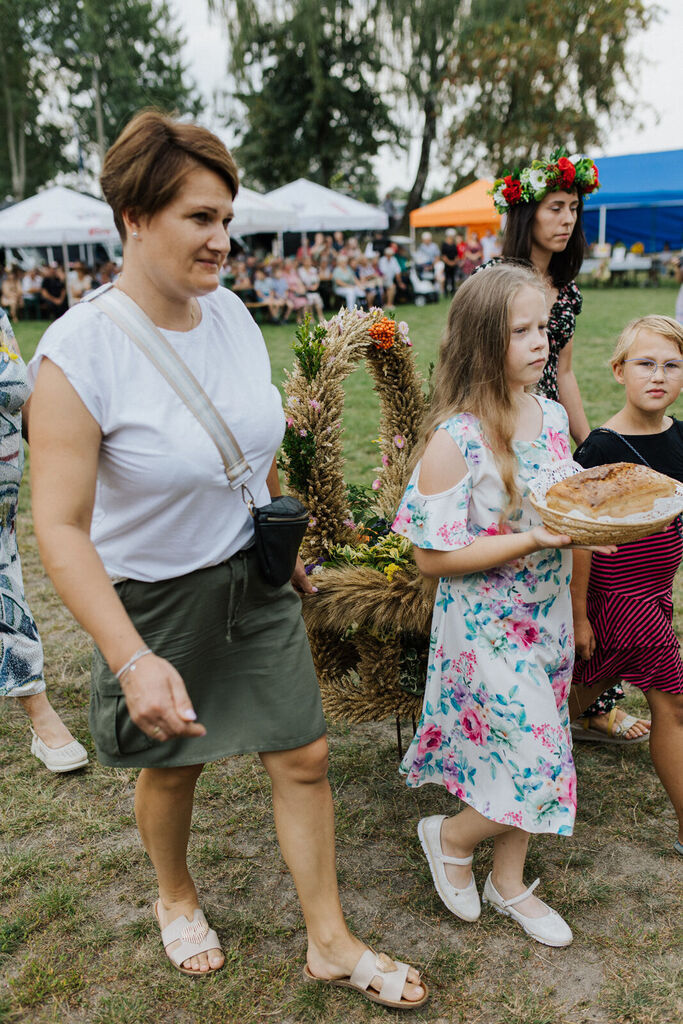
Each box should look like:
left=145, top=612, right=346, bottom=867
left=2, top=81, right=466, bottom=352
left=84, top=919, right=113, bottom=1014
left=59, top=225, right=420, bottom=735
left=392, top=397, right=576, bottom=835
left=0, top=310, right=45, bottom=697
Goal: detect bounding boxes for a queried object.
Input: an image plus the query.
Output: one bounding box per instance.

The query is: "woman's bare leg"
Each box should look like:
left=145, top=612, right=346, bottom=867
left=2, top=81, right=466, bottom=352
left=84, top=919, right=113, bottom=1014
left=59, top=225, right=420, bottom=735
left=260, top=736, right=425, bottom=1003
left=135, top=764, right=224, bottom=974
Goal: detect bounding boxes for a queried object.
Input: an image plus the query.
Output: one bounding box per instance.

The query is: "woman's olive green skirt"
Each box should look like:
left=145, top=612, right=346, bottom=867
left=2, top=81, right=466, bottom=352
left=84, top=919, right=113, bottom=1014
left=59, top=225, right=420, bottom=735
left=90, top=548, right=326, bottom=768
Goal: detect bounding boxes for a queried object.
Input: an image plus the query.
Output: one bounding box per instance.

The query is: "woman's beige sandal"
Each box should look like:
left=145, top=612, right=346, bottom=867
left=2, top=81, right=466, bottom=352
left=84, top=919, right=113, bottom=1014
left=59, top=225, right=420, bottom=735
left=303, top=949, right=429, bottom=1010
left=154, top=902, right=223, bottom=976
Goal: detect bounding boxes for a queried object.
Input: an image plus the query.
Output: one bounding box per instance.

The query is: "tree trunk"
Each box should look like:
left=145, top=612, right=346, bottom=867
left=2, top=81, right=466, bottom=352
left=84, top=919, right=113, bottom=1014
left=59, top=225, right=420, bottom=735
left=92, top=57, right=107, bottom=170
left=399, top=90, right=437, bottom=233
left=1, top=61, right=25, bottom=200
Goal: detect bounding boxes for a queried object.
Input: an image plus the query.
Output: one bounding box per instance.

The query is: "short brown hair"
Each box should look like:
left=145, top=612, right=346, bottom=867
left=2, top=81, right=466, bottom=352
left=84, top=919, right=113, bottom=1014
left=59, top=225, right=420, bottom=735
left=100, top=109, right=239, bottom=241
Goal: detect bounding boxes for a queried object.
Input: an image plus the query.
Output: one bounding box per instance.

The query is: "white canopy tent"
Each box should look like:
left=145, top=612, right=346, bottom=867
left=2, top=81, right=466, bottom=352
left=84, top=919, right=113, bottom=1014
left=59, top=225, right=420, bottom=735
left=230, top=185, right=295, bottom=236
left=265, top=178, right=388, bottom=233
left=0, top=186, right=119, bottom=247
left=0, top=186, right=120, bottom=303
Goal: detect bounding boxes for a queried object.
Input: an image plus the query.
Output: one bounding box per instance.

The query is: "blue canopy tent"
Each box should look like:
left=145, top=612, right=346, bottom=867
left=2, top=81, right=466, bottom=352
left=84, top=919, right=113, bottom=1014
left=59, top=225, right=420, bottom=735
left=583, top=149, right=683, bottom=252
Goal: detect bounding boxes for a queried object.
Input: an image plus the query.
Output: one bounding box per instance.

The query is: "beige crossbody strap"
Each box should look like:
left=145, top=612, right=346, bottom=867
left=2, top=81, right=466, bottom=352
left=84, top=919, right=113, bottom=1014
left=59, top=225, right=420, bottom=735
left=86, top=283, right=251, bottom=490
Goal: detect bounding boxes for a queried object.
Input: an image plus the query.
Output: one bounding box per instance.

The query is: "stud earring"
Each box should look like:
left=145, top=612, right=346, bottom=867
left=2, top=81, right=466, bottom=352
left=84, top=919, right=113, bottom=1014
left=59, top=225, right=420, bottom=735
left=132, top=231, right=139, bottom=239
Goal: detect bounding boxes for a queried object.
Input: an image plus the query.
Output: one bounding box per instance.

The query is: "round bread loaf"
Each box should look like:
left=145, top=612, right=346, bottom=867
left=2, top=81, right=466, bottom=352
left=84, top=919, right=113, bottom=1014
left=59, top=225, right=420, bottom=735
left=545, top=462, right=677, bottom=518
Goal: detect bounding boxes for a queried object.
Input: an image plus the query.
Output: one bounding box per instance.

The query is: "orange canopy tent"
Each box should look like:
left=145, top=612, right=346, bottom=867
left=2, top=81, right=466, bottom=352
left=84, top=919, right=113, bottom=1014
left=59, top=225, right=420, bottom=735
left=409, top=179, right=501, bottom=234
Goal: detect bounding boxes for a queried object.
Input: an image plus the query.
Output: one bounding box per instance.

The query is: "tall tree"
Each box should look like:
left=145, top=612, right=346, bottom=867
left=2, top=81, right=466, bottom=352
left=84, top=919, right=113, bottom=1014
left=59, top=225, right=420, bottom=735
left=49, top=0, right=201, bottom=171
left=0, top=1, right=70, bottom=200
left=208, top=0, right=396, bottom=194
left=446, top=0, right=652, bottom=178
left=372, top=0, right=465, bottom=223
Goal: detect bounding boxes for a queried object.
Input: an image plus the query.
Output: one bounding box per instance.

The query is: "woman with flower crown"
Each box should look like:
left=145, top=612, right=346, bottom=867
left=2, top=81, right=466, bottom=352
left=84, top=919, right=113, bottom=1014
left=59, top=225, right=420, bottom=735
left=478, top=150, right=650, bottom=745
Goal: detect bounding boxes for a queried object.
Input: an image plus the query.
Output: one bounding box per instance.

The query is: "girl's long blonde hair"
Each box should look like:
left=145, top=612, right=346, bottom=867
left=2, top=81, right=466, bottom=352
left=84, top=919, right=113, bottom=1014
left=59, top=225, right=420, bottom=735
left=417, top=262, right=548, bottom=514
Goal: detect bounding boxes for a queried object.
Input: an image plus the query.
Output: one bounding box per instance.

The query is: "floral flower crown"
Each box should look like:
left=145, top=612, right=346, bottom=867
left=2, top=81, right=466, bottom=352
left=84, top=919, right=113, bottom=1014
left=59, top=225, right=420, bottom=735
left=489, top=147, right=600, bottom=214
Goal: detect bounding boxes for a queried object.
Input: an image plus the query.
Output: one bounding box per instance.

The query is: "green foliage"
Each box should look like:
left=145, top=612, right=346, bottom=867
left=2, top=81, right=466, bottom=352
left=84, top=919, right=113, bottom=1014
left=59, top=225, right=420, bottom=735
left=0, top=917, right=29, bottom=958
left=373, top=0, right=466, bottom=217
left=346, top=482, right=375, bottom=522
left=0, top=1, right=72, bottom=199
left=0, top=0, right=199, bottom=199
left=398, top=638, right=429, bottom=695
left=447, top=0, right=652, bottom=178
left=292, top=314, right=327, bottom=382
left=211, top=0, right=395, bottom=191
left=325, top=532, right=413, bottom=571
left=280, top=424, right=317, bottom=496
left=49, top=0, right=200, bottom=166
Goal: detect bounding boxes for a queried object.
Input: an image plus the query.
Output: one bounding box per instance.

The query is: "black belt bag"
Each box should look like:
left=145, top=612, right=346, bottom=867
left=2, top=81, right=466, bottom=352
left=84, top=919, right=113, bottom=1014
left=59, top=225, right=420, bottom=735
left=90, top=284, right=310, bottom=587
left=246, top=491, right=310, bottom=587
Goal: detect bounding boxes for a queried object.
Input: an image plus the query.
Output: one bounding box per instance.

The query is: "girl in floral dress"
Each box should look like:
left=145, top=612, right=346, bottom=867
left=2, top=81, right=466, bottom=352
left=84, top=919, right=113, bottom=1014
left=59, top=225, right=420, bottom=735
left=0, top=309, right=88, bottom=772
left=393, top=264, right=614, bottom=947
left=477, top=148, right=646, bottom=742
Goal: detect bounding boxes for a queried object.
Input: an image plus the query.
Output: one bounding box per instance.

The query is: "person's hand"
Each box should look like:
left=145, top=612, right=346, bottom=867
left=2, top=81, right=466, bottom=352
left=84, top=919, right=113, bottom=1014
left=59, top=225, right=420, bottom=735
left=530, top=525, right=573, bottom=550
left=291, top=554, right=318, bottom=595
left=574, top=617, right=596, bottom=661
left=119, top=653, right=206, bottom=743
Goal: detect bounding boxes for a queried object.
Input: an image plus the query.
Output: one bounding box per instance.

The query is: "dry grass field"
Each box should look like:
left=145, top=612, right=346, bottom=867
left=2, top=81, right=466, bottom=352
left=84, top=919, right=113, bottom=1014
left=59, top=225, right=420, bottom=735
left=1, top=285, right=681, bottom=1024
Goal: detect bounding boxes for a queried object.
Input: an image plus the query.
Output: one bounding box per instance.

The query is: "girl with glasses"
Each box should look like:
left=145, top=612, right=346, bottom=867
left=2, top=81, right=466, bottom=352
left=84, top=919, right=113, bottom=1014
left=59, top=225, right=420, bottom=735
left=569, top=315, right=683, bottom=857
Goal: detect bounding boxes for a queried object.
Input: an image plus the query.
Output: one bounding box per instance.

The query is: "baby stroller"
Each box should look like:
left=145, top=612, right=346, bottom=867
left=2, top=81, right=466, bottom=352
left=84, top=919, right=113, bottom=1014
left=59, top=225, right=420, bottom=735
left=409, top=267, right=440, bottom=305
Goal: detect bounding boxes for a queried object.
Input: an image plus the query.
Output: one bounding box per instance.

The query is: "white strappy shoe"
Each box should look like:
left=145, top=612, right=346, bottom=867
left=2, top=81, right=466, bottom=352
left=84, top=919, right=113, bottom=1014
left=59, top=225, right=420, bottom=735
left=482, top=873, right=573, bottom=947
left=417, top=815, right=481, bottom=922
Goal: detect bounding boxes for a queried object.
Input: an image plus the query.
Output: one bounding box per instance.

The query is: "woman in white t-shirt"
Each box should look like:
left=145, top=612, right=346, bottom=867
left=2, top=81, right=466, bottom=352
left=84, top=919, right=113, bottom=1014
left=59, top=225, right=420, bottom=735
left=27, top=112, right=426, bottom=1009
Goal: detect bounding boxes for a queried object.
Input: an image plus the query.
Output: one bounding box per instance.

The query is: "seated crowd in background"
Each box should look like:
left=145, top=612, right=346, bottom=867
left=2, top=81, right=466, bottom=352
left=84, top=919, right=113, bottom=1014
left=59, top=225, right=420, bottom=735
left=0, top=228, right=502, bottom=325
left=219, top=228, right=503, bottom=323
left=0, top=260, right=121, bottom=322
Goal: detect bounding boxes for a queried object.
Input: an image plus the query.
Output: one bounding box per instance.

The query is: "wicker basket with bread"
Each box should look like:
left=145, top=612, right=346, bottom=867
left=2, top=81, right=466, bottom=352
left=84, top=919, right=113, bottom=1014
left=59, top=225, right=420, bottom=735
left=529, top=460, right=683, bottom=545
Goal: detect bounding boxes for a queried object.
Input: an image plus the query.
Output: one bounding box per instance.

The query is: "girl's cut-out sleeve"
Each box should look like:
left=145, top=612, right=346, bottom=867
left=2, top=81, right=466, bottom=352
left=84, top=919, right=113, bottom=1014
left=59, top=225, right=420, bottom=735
left=391, top=467, right=475, bottom=550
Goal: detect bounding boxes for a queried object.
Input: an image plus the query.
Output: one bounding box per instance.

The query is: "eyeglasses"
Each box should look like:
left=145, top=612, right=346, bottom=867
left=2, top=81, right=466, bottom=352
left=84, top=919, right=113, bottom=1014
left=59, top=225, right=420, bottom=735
left=622, top=358, right=683, bottom=379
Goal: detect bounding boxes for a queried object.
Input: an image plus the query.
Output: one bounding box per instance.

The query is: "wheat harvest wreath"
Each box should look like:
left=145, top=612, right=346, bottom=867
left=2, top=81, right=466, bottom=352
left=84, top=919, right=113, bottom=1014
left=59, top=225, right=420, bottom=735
left=279, top=308, right=437, bottom=735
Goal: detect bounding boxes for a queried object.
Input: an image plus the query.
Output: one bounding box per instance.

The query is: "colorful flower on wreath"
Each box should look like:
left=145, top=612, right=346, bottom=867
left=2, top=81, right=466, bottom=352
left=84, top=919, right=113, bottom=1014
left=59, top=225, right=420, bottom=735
left=384, top=562, right=402, bottom=582
left=371, top=477, right=382, bottom=490
left=286, top=417, right=294, bottom=428
left=393, top=434, right=406, bottom=449
left=368, top=316, right=397, bottom=350
left=309, top=399, right=321, bottom=411
left=299, top=428, right=308, bottom=437
left=556, top=157, right=576, bottom=189
left=501, top=174, right=522, bottom=204
left=397, top=321, right=411, bottom=346
left=489, top=147, right=600, bottom=213
left=381, top=454, right=389, bottom=467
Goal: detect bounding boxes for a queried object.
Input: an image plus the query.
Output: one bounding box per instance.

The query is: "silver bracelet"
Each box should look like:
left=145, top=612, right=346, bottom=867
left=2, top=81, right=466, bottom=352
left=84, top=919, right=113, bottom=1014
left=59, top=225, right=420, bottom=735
left=115, top=646, right=152, bottom=681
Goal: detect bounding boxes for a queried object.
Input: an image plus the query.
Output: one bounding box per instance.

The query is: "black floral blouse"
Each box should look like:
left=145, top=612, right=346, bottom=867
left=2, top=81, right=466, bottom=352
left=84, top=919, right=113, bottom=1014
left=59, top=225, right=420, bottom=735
left=472, top=257, right=582, bottom=401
